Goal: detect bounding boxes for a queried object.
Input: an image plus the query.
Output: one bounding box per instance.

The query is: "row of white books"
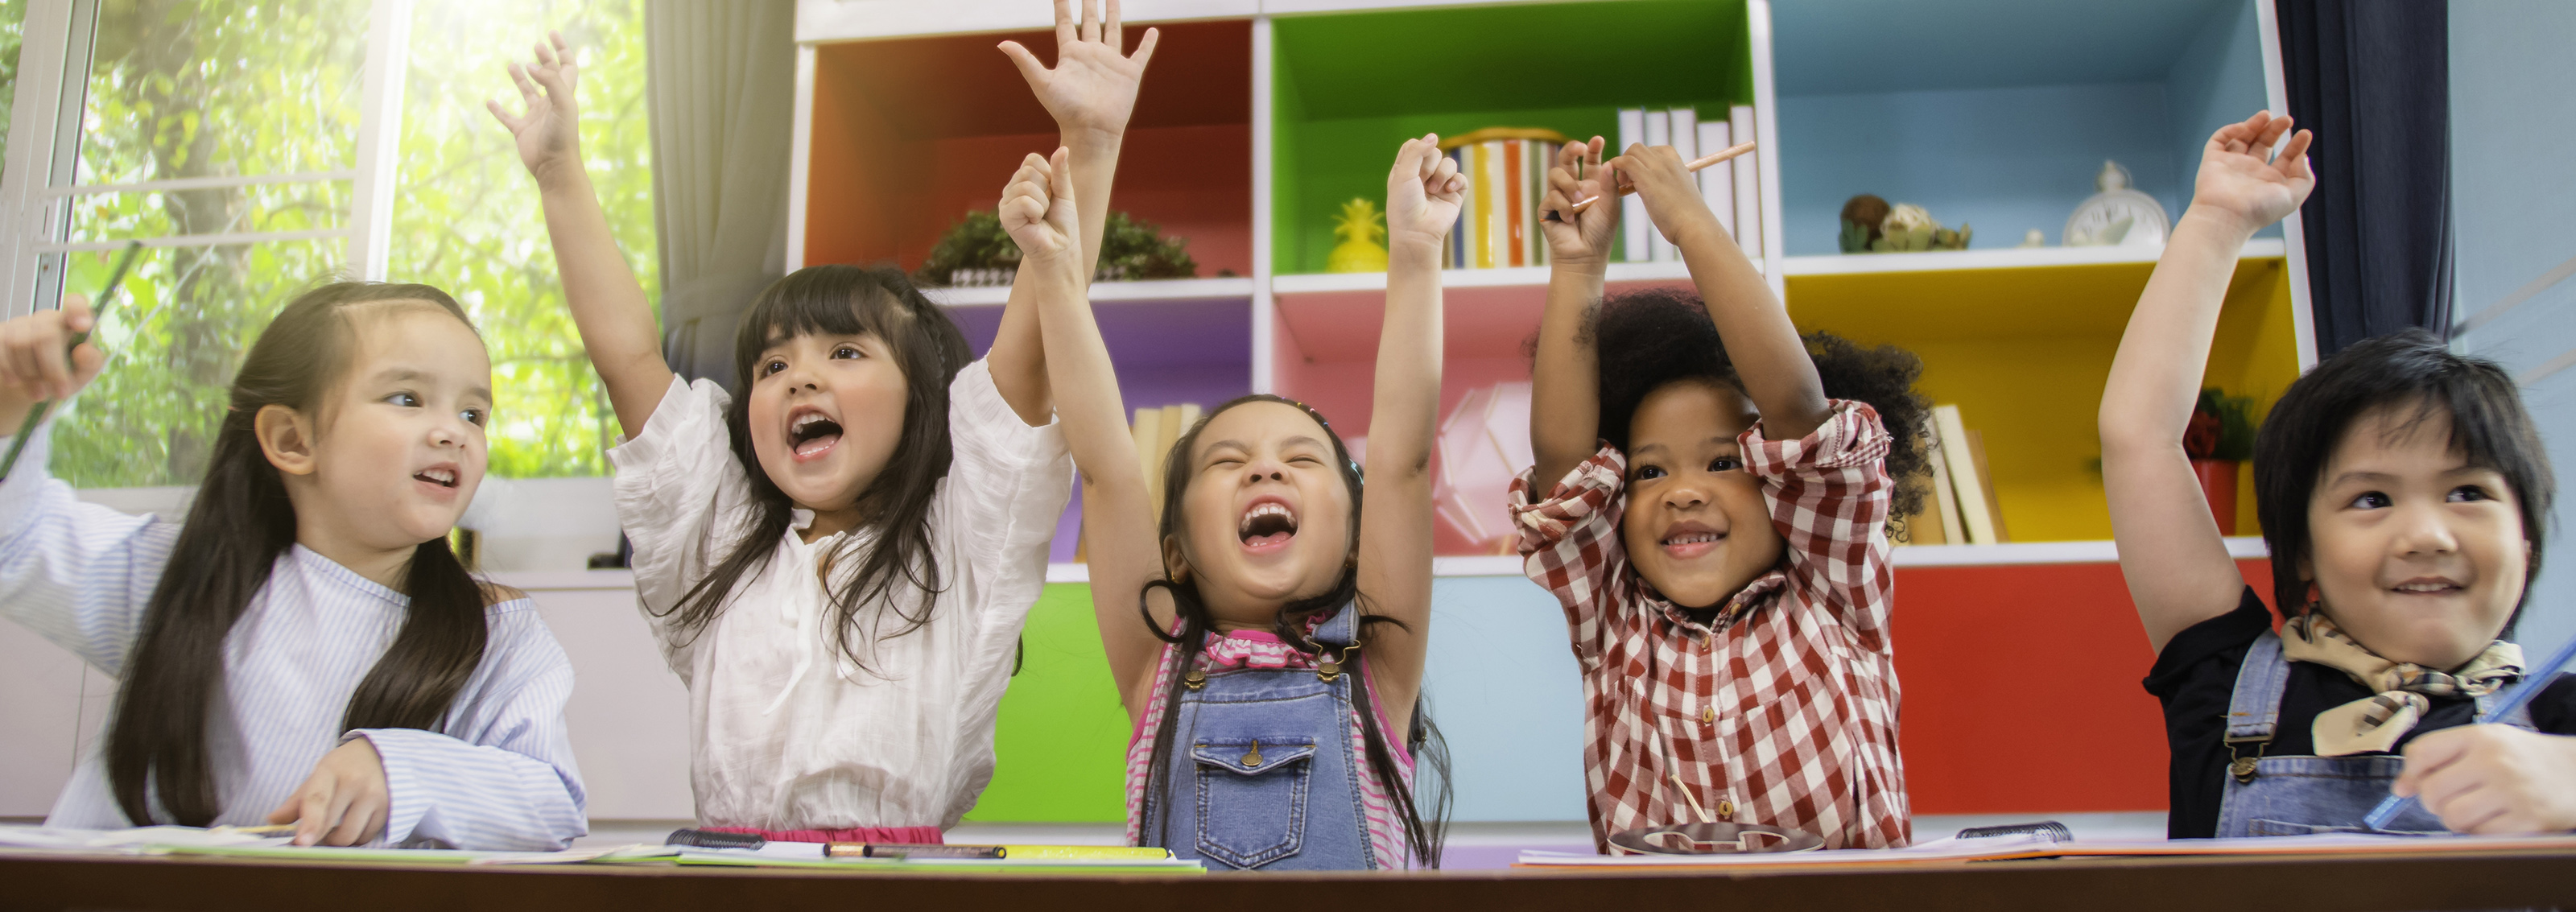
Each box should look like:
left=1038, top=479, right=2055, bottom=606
left=1617, top=105, right=1763, bottom=262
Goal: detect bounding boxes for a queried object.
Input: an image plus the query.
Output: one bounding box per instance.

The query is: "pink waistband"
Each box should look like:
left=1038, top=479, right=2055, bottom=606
left=704, top=825, right=943, bottom=844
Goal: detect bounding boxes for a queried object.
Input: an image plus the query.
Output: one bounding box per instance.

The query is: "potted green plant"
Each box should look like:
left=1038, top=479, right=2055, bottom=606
left=2186, top=388, right=2258, bottom=534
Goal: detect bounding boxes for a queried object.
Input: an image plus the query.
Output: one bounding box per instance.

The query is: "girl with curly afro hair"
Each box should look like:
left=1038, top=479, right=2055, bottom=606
left=1508, top=138, right=1929, bottom=851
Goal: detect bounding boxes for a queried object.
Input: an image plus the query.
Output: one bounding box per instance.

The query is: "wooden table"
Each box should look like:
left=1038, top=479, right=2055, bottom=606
left=7, top=847, right=2575, bottom=911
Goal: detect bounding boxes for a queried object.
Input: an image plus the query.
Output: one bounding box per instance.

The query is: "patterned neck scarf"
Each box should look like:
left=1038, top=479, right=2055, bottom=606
left=2279, top=612, right=2522, bottom=756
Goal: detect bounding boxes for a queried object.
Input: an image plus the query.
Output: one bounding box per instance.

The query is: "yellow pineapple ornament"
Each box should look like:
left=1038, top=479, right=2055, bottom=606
left=1325, top=197, right=1389, bottom=273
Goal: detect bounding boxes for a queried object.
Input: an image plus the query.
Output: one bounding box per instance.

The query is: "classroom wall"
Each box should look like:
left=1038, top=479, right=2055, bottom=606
left=2448, top=0, right=2576, bottom=657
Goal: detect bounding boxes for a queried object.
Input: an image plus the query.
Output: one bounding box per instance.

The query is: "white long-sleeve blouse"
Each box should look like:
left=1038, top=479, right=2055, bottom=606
left=611, top=360, right=1071, bottom=832
left=0, top=426, right=588, bottom=851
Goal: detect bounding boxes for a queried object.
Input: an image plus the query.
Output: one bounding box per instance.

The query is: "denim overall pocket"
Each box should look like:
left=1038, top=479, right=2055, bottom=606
left=1191, top=736, right=1319, bottom=869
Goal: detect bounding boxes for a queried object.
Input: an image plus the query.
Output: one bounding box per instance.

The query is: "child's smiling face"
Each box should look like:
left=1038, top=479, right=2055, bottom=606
left=291, top=305, right=492, bottom=552
left=2305, top=402, right=2529, bottom=668
left=1620, top=379, right=1784, bottom=611
left=1167, top=401, right=1356, bottom=629
left=745, top=330, right=911, bottom=519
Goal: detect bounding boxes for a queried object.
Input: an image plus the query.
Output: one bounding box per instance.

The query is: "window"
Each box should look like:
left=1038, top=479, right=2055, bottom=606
left=7, top=0, right=650, bottom=488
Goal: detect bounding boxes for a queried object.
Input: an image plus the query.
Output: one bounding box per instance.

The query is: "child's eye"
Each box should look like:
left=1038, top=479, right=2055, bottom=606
left=1708, top=456, right=1741, bottom=473
left=386, top=392, right=420, bottom=407
left=833, top=345, right=862, bottom=359
left=460, top=408, right=487, bottom=427
left=2349, top=491, right=2392, bottom=510
left=762, top=359, right=787, bottom=377
left=1633, top=465, right=1666, bottom=481
left=2448, top=485, right=2491, bottom=503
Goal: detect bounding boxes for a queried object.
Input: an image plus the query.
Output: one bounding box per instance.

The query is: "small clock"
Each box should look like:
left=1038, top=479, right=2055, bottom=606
left=2065, top=160, right=2170, bottom=247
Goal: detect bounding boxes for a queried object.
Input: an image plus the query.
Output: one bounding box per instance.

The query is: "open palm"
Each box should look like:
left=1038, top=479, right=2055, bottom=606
left=1000, top=0, right=1160, bottom=137
left=486, top=31, right=582, bottom=182
left=2193, top=110, right=2314, bottom=229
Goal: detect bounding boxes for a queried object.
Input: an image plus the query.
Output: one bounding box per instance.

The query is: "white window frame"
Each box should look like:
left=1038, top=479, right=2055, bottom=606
left=0, top=0, right=414, bottom=323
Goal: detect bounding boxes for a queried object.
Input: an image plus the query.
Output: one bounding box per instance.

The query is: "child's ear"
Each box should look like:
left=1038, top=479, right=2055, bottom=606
left=255, top=404, right=320, bottom=477
left=1160, top=534, right=1192, bottom=585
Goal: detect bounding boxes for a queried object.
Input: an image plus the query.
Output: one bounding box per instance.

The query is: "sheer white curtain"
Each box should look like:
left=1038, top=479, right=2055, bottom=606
left=647, top=0, right=794, bottom=389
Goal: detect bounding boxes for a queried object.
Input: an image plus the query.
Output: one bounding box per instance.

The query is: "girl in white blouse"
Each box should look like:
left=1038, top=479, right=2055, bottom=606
left=493, top=5, right=1156, bottom=840
left=0, top=283, right=585, bottom=851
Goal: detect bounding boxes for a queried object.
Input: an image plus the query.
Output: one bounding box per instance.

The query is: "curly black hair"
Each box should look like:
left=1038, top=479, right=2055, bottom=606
left=1554, top=287, right=1934, bottom=526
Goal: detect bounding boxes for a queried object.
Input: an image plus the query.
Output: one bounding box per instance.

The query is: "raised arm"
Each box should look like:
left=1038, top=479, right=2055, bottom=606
left=993, top=0, right=1161, bottom=425
left=489, top=32, right=674, bottom=438
left=1530, top=138, right=1616, bottom=489
left=998, top=147, right=1164, bottom=709
left=1616, top=144, right=1829, bottom=440
left=1357, top=135, right=1462, bottom=717
left=2102, top=111, right=2312, bottom=651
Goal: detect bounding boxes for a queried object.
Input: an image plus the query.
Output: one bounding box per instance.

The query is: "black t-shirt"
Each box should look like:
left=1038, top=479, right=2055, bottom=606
left=2140, top=586, right=2576, bottom=839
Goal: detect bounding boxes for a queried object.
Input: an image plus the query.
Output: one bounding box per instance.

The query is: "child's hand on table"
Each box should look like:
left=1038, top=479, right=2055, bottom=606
left=2393, top=725, right=2576, bottom=835
left=1000, top=0, right=1160, bottom=141
left=1608, top=142, right=1723, bottom=250
left=1541, top=137, right=1619, bottom=269
left=1385, top=134, right=1465, bottom=257
left=486, top=31, right=584, bottom=189
left=0, top=294, right=102, bottom=408
left=2181, top=110, right=2314, bottom=237
left=1001, top=147, right=1083, bottom=279
left=267, top=738, right=390, bottom=847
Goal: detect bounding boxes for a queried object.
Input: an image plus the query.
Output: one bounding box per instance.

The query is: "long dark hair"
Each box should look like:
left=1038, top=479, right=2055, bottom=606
left=2253, top=328, right=2554, bottom=628
left=657, top=265, right=972, bottom=674
left=106, top=283, right=492, bottom=826
left=1135, top=394, right=1451, bottom=869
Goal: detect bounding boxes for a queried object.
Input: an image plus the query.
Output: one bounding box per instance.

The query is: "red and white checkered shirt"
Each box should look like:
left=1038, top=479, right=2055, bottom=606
left=1509, top=399, right=1909, bottom=852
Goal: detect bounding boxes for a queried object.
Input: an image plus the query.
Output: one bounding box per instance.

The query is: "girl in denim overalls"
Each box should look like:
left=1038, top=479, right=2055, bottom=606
left=1010, top=137, right=1463, bottom=868
left=2103, top=110, right=2576, bottom=838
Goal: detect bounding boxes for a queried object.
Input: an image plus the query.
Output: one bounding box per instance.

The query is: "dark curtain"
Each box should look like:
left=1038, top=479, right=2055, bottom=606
left=2275, top=0, right=2453, bottom=357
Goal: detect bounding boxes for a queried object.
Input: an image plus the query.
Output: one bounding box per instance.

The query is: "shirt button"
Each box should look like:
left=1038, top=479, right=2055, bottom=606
left=1717, top=800, right=1736, bottom=819
left=1699, top=706, right=1717, bottom=724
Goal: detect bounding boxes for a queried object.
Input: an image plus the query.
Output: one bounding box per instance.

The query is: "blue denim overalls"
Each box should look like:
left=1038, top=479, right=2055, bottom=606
left=2217, top=630, right=2537, bottom=836
left=1138, top=606, right=1384, bottom=869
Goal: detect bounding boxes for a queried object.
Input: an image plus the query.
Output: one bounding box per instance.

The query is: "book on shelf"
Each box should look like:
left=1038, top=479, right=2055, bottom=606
left=1641, top=109, right=1675, bottom=262
left=1697, top=118, right=1735, bottom=240
left=1617, top=108, right=1649, bottom=264
left=1963, top=429, right=2011, bottom=543
left=1917, top=434, right=1967, bottom=546
left=1930, top=404, right=2001, bottom=545
left=1439, top=130, right=1562, bottom=271
left=1729, top=104, right=1761, bottom=259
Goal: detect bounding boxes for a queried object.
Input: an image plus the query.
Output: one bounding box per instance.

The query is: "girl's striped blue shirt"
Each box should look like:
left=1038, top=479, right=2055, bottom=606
left=0, top=425, right=587, bottom=851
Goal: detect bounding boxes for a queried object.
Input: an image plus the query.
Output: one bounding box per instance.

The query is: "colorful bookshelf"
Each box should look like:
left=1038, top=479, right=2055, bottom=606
left=791, top=0, right=2314, bottom=823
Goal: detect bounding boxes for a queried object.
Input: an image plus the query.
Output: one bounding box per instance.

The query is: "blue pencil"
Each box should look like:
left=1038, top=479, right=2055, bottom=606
left=2363, top=632, right=2576, bottom=831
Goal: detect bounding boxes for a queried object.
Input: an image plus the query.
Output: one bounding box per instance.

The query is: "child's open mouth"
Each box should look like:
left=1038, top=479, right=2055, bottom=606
left=412, top=467, right=458, bottom=489
left=1661, top=522, right=1725, bottom=559
left=788, top=410, right=843, bottom=461
left=1239, top=498, right=1299, bottom=554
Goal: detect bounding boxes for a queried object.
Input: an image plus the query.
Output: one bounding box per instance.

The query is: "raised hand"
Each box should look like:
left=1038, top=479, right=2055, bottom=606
left=2189, top=110, right=2314, bottom=234
left=1608, top=142, right=1722, bottom=250
left=1001, top=147, right=1082, bottom=268
left=1541, top=137, right=1619, bottom=267
left=0, top=294, right=103, bottom=406
left=999, top=0, right=1160, bottom=139
left=485, top=31, right=584, bottom=187
left=267, top=738, right=390, bottom=847
left=1386, top=134, right=1465, bottom=254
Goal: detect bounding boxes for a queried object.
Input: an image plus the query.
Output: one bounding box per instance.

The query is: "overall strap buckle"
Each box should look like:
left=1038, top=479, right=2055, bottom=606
left=2224, top=733, right=2271, bottom=784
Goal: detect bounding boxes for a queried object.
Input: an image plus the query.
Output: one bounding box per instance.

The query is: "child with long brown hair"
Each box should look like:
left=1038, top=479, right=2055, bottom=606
left=0, top=283, right=584, bottom=850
